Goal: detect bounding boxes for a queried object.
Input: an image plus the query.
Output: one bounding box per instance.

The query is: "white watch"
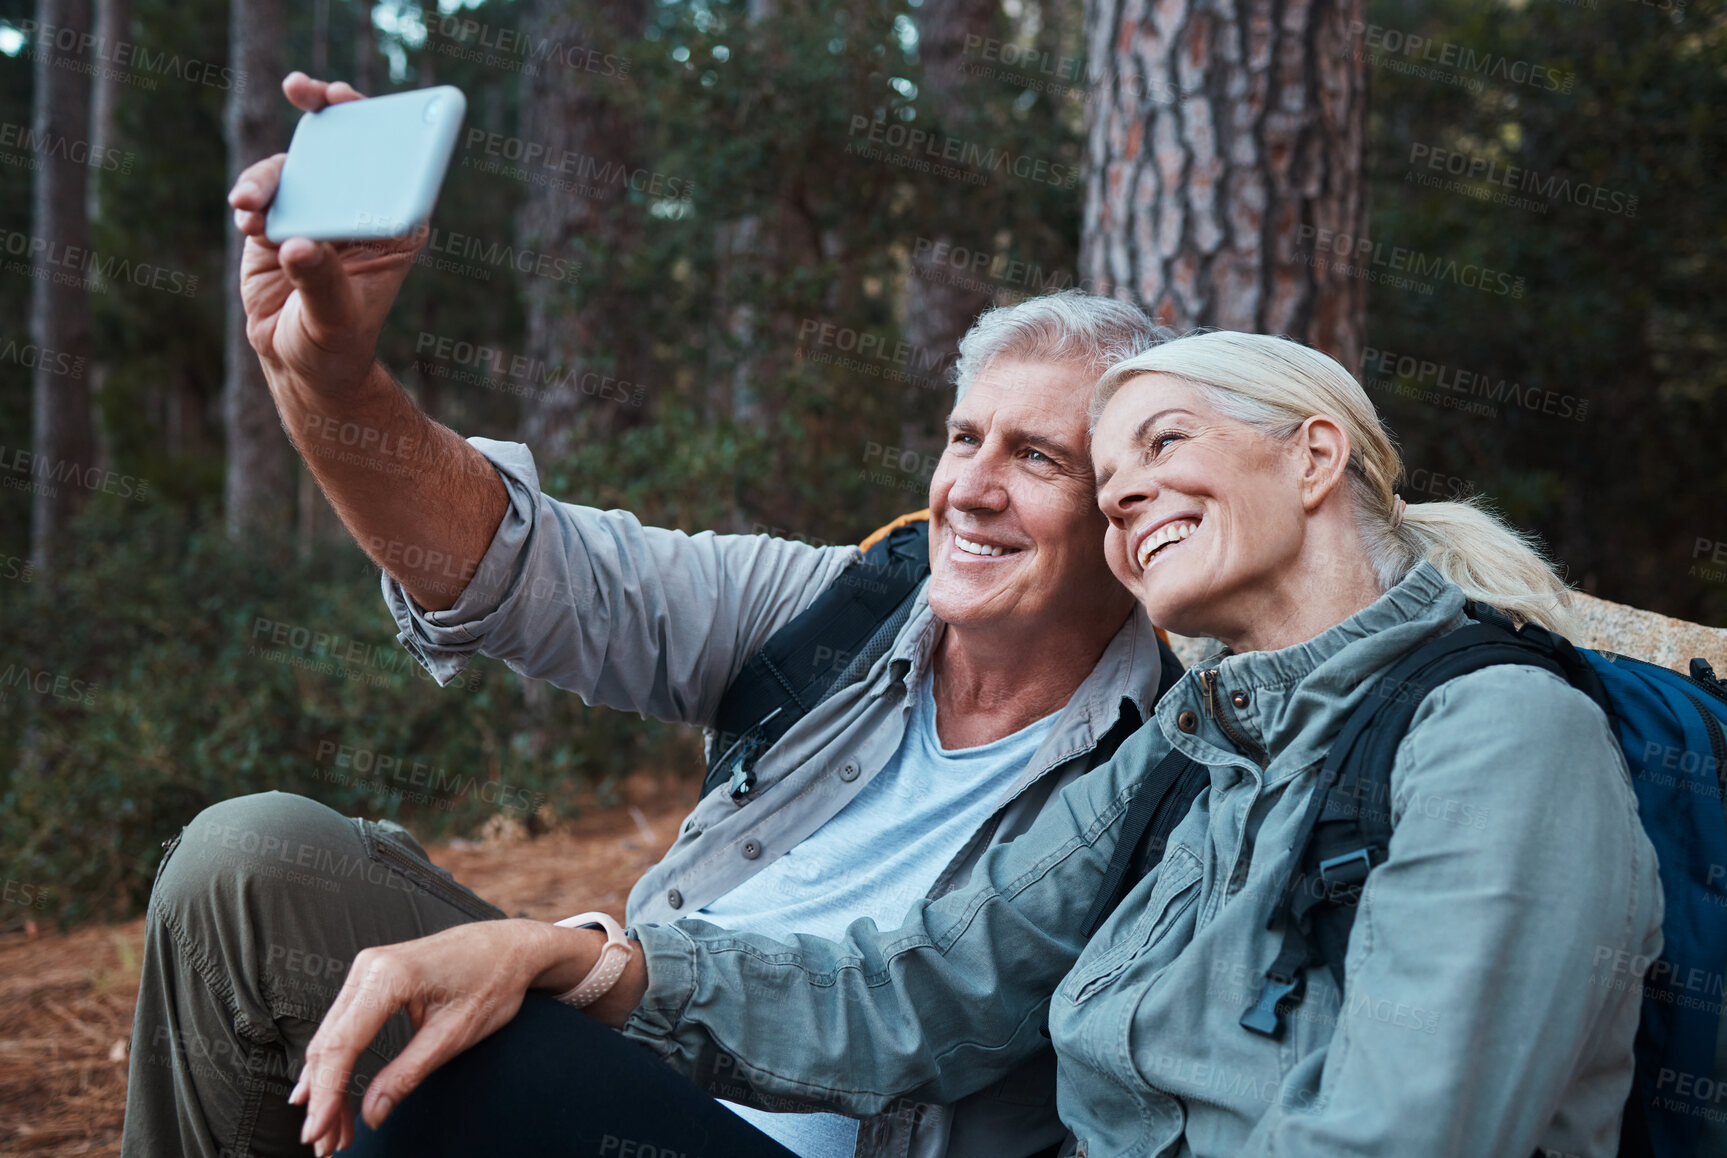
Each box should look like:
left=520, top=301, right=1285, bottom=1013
left=550, top=911, right=632, bottom=1008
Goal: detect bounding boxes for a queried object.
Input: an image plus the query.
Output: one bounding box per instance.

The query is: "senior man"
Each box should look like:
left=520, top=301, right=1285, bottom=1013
left=122, top=74, right=1174, bottom=1158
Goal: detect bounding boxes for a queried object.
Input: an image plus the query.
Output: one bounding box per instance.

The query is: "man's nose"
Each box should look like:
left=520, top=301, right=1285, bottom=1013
left=944, top=447, right=1010, bottom=511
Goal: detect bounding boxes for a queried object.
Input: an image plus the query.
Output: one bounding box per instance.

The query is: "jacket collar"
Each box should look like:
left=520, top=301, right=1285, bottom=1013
left=1160, top=563, right=1468, bottom=783
left=888, top=583, right=1164, bottom=754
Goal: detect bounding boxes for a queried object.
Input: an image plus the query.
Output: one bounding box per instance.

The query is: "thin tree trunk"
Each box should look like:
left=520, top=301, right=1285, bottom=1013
left=514, top=0, right=646, bottom=460
left=900, top=0, right=998, bottom=450
left=223, top=0, right=292, bottom=540
left=1080, top=0, right=1367, bottom=370
left=353, top=0, right=375, bottom=92
left=28, top=0, right=96, bottom=573
left=299, top=0, right=333, bottom=561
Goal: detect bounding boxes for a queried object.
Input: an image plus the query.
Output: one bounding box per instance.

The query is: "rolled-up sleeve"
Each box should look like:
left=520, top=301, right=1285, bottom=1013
left=1243, top=665, right=1663, bottom=1157
left=381, top=437, right=857, bottom=725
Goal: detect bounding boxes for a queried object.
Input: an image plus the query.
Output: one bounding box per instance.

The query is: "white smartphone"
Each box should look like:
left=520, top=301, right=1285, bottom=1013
left=265, top=85, right=466, bottom=243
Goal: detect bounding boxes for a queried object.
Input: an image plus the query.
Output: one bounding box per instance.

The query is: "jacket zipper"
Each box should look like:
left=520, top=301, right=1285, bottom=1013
left=1682, top=693, right=1727, bottom=809
left=1198, top=668, right=1268, bottom=767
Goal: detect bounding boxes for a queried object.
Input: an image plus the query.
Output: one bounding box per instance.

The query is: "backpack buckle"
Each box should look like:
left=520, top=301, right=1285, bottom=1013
left=1317, top=847, right=1378, bottom=905
left=1240, top=970, right=1302, bottom=1037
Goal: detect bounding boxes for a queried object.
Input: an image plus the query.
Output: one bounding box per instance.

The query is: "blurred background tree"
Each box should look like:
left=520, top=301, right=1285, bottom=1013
left=0, top=0, right=1722, bottom=922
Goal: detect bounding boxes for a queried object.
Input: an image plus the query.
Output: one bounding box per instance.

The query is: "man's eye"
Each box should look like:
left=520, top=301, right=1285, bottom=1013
left=1025, top=448, right=1050, bottom=463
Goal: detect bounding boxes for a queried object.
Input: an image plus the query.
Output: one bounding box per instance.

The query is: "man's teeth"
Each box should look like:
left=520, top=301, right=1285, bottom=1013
left=1137, top=520, right=1199, bottom=568
left=956, top=534, right=1014, bottom=557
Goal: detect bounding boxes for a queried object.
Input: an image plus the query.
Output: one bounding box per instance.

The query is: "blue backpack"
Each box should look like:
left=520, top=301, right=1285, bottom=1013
left=1085, top=603, right=1727, bottom=1157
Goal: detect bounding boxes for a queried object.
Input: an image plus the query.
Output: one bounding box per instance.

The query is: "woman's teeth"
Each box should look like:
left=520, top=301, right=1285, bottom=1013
left=1137, top=520, right=1198, bottom=569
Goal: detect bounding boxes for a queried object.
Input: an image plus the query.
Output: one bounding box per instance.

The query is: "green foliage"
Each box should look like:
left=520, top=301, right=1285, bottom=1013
left=0, top=499, right=693, bottom=927
left=1364, top=0, right=1727, bottom=625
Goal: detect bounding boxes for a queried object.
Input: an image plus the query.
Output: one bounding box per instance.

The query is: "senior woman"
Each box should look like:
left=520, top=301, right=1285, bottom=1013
left=295, top=330, right=1660, bottom=1158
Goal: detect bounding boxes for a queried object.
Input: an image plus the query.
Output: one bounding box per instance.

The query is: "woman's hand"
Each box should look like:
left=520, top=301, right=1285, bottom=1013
left=289, top=918, right=635, bottom=1156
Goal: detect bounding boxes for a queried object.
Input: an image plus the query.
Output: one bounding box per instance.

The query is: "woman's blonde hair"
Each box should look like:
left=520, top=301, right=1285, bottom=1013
left=1091, top=330, right=1575, bottom=635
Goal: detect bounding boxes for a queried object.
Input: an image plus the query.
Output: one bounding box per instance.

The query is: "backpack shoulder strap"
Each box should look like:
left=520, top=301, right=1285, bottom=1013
left=1241, top=608, right=1578, bottom=1038
left=704, top=521, right=930, bottom=800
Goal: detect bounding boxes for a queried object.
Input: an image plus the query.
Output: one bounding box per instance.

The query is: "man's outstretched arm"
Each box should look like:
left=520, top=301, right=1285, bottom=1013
left=227, top=72, right=505, bottom=612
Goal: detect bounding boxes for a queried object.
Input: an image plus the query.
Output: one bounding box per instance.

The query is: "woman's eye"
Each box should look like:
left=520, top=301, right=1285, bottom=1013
left=1146, top=431, right=1184, bottom=458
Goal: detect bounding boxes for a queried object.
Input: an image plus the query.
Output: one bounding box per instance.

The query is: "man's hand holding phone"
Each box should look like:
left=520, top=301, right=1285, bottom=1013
left=228, top=73, right=427, bottom=405
left=227, top=73, right=508, bottom=618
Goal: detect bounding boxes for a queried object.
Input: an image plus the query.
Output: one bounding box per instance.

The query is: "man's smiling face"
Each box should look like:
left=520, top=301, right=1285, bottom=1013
left=926, top=357, right=1128, bottom=636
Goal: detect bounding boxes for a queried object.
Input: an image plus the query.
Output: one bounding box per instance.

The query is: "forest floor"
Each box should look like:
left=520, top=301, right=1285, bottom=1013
left=0, top=771, right=699, bottom=1156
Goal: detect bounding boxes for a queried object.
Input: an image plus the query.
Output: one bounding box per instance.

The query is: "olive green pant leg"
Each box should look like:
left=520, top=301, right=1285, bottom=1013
left=121, top=791, right=505, bottom=1158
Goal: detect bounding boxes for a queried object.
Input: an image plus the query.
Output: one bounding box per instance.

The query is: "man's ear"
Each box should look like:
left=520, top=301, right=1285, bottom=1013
left=1295, top=414, right=1353, bottom=512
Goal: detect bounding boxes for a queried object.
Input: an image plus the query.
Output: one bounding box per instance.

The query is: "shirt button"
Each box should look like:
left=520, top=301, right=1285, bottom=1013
left=741, top=839, right=762, bottom=860
left=666, top=889, right=683, bottom=910
left=1231, top=690, right=1250, bottom=709
left=839, top=760, right=860, bottom=782
left=1176, top=709, right=1199, bottom=733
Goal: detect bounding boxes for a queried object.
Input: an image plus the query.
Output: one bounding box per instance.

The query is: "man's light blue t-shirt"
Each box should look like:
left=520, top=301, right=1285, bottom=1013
left=693, top=669, right=1061, bottom=1158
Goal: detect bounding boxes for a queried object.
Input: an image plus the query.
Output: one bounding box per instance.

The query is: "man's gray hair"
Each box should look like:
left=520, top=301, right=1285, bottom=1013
left=952, top=290, right=1173, bottom=401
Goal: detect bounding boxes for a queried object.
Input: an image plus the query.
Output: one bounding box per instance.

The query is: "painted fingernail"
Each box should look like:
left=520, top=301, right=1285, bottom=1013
left=288, top=1074, right=307, bottom=1104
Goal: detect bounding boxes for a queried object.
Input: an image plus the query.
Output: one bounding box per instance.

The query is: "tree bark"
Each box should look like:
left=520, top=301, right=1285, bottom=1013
left=1080, top=0, right=1367, bottom=371
left=353, top=0, right=375, bottom=93
left=902, top=0, right=998, bottom=371
left=28, top=0, right=96, bottom=573
left=514, top=0, right=647, bottom=460
left=223, top=0, right=292, bottom=540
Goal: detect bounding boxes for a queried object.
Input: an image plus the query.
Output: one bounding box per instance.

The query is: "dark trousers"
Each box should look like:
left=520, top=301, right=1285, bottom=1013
left=121, top=791, right=797, bottom=1158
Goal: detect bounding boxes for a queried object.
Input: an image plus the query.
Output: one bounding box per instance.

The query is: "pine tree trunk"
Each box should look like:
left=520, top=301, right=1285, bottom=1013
left=900, top=0, right=999, bottom=451
left=222, top=0, right=291, bottom=540
left=28, top=0, right=95, bottom=573
left=353, top=0, right=375, bottom=93
left=514, top=0, right=647, bottom=461
left=1080, top=0, right=1367, bottom=370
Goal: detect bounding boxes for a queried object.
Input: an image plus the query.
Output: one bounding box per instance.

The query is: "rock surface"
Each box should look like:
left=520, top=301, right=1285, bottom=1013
left=1163, top=592, right=1727, bottom=678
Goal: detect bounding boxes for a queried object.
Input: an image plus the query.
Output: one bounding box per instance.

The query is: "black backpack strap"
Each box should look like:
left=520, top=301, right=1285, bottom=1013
left=1081, top=745, right=1208, bottom=937
left=703, top=523, right=930, bottom=801
left=1239, top=607, right=1579, bottom=1038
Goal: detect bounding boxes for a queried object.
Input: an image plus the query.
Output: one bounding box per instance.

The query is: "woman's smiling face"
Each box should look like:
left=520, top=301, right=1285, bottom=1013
left=1091, top=372, right=1314, bottom=643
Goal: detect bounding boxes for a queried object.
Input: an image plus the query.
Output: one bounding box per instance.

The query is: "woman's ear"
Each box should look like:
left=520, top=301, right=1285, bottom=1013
left=1295, top=415, right=1353, bottom=512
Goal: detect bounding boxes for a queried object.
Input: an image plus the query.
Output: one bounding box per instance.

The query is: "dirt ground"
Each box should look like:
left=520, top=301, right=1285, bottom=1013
left=0, top=772, right=698, bottom=1156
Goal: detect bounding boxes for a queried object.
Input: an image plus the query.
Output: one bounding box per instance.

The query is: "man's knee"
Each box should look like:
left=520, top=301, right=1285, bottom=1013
left=153, top=791, right=355, bottom=919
